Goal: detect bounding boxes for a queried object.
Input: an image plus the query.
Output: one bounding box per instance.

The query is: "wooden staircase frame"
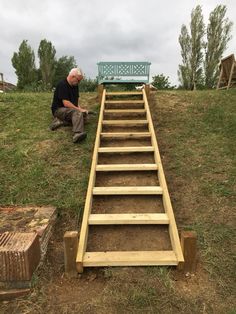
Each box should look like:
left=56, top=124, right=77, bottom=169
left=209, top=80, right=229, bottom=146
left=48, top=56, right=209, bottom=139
left=76, top=89, right=184, bottom=273
left=217, top=54, right=236, bottom=90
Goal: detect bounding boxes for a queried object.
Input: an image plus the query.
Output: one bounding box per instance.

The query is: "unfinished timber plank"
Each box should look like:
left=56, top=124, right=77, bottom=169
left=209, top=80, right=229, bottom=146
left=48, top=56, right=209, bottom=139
left=98, top=146, right=154, bottom=153
left=106, top=92, right=143, bottom=96
left=0, top=232, right=40, bottom=282
left=64, top=231, right=78, bottom=278
left=142, top=89, right=184, bottom=264
left=93, top=186, right=163, bottom=195
left=89, top=213, right=169, bottom=225
left=179, top=231, right=197, bottom=272
left=96, top=164, right=157, bottom=171
left=0, top=289, right=31, bottom=301
left=100, top=132, right=151, bottom=138
left=102, top=120, right=148, bottom=125
left=104, top=109, right=146, bottom=113
left=76, top=89, right=106, bottom=274
left=105, top=100, right=144, bottom=104
left=83, top=251, right=178, bottom=267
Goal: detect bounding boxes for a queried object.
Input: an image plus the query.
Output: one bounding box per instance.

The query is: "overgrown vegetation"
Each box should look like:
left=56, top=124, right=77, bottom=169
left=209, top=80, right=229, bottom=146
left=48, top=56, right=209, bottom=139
left=0, top=89, right=235, bottom=313
left=151, top=73, right=176, bottom=89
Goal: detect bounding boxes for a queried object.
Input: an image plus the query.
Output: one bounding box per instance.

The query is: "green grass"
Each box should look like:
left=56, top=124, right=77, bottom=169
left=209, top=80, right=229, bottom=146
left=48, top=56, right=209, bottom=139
left=100, top=89, right=235, bottom=313
left=0, top=89, right=235, bottom=313
left=99, top=267, right=208, bottom=313
left=0, top=92, right=98, bottom=214
left=151, top=89, right=236, bottom=309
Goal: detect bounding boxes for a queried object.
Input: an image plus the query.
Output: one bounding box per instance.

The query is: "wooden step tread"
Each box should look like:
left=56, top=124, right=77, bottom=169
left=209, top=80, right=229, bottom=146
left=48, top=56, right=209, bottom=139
left=93, top=186, right=163, bottom=195
left=103, top=120, right=148, bottom=125
left=96, top=164, right=157, bottom=171
left=104, top=109, right=146, bottom=113
left=100, top=132, right=151, bottom=138
left=89, top=213, right=169, bottom=225
left=106, top=92, right=143, bottom=96
left=98, top=146, right=154, bottom=153
left=82, top=251, right=178, bottom=267
left=105, top=100, right=144, bottom=104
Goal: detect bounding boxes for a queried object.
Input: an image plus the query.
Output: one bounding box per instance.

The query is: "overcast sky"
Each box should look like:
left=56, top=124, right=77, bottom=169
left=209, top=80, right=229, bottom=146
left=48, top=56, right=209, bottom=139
left=1, top=0, right=236, bottom=86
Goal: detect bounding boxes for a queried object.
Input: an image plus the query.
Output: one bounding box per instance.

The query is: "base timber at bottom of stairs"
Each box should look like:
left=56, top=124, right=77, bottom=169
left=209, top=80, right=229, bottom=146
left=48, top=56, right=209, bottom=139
left=81, top=251, right=178, bottom=267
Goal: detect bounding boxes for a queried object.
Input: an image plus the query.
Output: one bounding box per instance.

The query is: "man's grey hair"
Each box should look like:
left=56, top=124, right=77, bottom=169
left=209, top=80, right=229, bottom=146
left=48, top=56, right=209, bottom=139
left=69, top=67, right=83, bottom=77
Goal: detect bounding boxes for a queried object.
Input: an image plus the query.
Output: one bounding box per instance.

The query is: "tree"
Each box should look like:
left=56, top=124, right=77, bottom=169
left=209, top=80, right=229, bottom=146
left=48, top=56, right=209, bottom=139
left=79, top=77, right=98, bottom=92
left=11, top=40, right=37, bottom=89
left=38, top=39, right=56, bottom=89
left=204, top=5, right=233, bottom=88
left=178, top=5, right=205, bottom=90
left=178, top=25, right=191, bottom=89
left=53, top=56, right=77, bottom=86
left=152, top=74, right=174, bottom=89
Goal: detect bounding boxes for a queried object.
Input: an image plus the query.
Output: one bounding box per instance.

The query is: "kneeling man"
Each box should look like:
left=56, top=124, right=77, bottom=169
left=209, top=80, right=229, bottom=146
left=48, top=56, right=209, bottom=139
left=51, top=67, right=88, bottom=143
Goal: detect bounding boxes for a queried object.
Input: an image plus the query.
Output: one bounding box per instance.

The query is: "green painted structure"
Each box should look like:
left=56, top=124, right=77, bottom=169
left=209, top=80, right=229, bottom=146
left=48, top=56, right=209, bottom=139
left=97, top=61, right=151, bottom=84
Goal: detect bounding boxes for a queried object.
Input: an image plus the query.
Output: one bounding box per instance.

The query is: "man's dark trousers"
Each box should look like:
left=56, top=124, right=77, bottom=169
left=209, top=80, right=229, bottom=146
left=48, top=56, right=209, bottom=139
left=54, top=108, right=84, bottom=133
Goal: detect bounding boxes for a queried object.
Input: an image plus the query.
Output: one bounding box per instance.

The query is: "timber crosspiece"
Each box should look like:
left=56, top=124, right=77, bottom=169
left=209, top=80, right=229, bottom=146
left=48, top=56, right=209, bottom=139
left=75, top=86, right=184, bottom=273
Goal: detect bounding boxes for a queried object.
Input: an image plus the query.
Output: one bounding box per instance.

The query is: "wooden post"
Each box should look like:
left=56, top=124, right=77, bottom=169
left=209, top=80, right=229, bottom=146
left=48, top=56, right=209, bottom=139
left=227, top=62, right=235, bottom=89
left=0, top=288, right=30, bottom=301
left=217, top=66, right=223, bottom=90
left=97, top=84, right=104, bottom=103
left=64, top=231, right=78, bottom=278
left=0, top=73, right=4, bottom=92
left=178, top=231, right=197, bottom=272
left=144, top=84, right=150, bottom=101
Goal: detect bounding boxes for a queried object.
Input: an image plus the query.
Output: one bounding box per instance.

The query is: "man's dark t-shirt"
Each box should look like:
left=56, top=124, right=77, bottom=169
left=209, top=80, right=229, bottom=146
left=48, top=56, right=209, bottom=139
left=51, top=79, right=79, bottom=115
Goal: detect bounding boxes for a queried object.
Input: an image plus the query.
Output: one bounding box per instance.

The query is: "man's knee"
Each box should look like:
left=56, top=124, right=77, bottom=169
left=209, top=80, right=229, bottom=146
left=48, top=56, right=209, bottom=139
left=72, top=110, right=83, bottom=119
left=54, top=108, right=67, bottom=119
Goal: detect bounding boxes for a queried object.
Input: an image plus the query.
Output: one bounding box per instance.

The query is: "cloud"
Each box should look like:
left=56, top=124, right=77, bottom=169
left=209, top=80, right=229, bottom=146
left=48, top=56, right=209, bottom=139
left=0, top=0, right=235, bottom=85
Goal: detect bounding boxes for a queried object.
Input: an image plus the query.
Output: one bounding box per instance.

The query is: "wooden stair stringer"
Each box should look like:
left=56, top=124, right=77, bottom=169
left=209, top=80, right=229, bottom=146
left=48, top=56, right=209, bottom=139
left=76, top=89, right=184, bottom=273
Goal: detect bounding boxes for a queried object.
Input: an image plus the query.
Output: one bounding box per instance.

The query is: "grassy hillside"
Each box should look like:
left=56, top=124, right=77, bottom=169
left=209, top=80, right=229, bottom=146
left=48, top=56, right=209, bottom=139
left=0, top=90, right=235, bottom=313
left=0, top=92, right=99, bottom=213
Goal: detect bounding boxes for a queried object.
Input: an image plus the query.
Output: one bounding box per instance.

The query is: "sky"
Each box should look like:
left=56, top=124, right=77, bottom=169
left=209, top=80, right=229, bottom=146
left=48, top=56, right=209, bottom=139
left=1, top=0, right=236, bottom=86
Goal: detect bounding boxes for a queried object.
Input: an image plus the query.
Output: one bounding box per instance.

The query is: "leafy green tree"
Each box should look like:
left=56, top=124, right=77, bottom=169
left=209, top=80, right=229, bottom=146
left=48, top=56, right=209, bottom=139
left=178, top=25, right=191, bottom=89
left=38, top=39, right=56, bottom=89
left=178, top=5, right=205, bottom=90
left=79, top=77, right=98, bottom=92
left=53, top=56, right=77, bottom=86
left=152, top=74, right=174, bottom=89
left=190, top=5, right=205, bottom=89
left=204, top=5, right=233, bottom=88
left=11, top=40, right=37, bottom=89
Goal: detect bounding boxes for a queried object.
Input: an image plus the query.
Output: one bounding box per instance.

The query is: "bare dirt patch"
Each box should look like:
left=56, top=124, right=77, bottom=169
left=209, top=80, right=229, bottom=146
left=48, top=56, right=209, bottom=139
left=34, top=139, right=57, bottom=157
left=92, top=195, right=164, bottom=214
left=95, top=170, right=159, bottom=187
left=98, top=152, right=155, bottom=164
left=102, top=125, right=149, bottom=132
left=87, top=225, right=171, bottom=251
left=104, top=113, right=146, bottom=120
left=101, top=138, right=152, bottom=147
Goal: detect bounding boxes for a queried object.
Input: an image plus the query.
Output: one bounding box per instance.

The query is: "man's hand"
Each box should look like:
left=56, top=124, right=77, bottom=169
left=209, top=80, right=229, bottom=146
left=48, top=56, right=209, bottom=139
left=78, top=106, right=88, bottom=114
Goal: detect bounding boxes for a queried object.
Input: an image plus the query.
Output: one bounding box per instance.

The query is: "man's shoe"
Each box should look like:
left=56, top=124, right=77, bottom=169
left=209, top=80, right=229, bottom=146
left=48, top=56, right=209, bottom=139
left=73, top=132, right=87, bottom=143
left=50, top=117, right=64, bottom=131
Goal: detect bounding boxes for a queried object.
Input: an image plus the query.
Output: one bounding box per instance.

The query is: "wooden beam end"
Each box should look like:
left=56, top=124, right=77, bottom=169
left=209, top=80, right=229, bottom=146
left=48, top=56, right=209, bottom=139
left=179, top=230, right=197, bottom=272
left=64, top=231, right=79, bottom=278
